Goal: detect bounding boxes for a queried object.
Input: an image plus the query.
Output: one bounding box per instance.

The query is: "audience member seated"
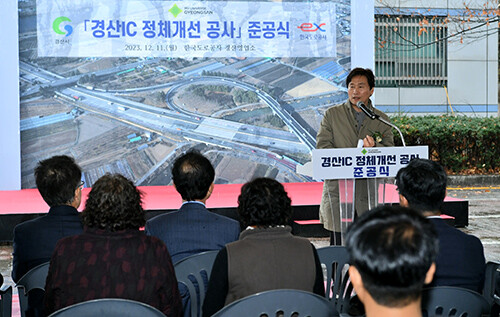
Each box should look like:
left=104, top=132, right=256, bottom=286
left=396, top=158, right=485, bottom=292
left=146, top=150, right=240, bottom=264
left=44, top=174, right=182, bottom=317
left=146, top=151, right=240, bottom=316
left=12, top=155, right=84, bottom=317
left=346, top=205, right=438, bottom=317
left=202, top=178, right=324, bottom=317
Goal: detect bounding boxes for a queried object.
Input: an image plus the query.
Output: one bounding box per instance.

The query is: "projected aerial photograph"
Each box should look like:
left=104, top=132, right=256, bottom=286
left=19, top=0, right=352, bottom=188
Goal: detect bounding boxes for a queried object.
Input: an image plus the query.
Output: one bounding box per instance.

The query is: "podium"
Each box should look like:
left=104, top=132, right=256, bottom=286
left=311, top=146, right=428, bottom=244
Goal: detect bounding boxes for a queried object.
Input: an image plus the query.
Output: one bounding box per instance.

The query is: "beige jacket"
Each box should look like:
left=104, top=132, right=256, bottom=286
left=316, top=100, right=394, bottom=231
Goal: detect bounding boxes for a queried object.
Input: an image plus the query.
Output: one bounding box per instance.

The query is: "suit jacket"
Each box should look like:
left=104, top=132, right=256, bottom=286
left=145, top=202, right=240, bottom=264
left=429, top=217, right=485, bottom=293
left=12, top=205, right=84, bottom=282
left=12, top=205, right=83, bottom=317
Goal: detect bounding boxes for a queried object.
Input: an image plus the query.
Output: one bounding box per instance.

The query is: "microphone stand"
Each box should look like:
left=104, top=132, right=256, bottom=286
left=357, top=101, right=406, bottom=147
left=356, top=101, right=404, bottom=209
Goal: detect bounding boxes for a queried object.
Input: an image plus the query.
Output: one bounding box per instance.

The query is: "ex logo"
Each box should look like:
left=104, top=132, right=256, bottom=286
left=297, top=23, right=326, bottom=32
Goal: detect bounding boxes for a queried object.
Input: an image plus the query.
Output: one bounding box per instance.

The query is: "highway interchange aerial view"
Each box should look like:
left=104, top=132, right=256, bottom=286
left=18, top=0, right=352, bottom=188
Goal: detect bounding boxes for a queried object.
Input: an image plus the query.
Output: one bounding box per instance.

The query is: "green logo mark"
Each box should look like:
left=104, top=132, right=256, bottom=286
left=169, top=4, right=182, bottom=18
left=361, top=149, right=367, bottom=155
left=52, top=16, right=73, bottom=36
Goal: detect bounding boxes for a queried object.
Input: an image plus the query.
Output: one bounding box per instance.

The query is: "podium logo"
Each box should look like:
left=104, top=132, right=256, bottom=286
left=361, top=148, right=381, bottom=155
left=169, top=4, right=182, bottom=18
left=52, top=16, right=73, bottom=37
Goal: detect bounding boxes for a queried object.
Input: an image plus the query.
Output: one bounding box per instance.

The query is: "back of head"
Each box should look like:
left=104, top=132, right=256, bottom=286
left=346, top=205, right=438, bottom=307
left=172, top=151, right=215, bottom=201
left=82, top=174, right=145, bottom=231
left=237, top=178, right=291, bottom=228
left=395, top=158, right=447, bottom=212
left=346, top=67, right=375, bottom=89
left=35, top=155, right=82, bottom=207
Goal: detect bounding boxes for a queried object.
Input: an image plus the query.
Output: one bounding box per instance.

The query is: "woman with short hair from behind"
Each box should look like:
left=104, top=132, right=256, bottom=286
left=44, top=174, right=182, bottom=316
left=202, top=177, right=324, bottom=316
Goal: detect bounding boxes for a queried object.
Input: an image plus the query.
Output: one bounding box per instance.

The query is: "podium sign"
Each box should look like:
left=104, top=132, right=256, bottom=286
left=312, top=146, right=428, bottom=180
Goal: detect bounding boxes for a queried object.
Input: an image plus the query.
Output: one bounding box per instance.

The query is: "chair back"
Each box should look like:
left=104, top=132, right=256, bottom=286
left=212, top=289, right=336, bottom=317
left=483, top=261, right=500, bottom=308
left=316, top=246, right=351, bottom=315
left=0, top=281, right=12, bottom=317
left=15, top=262, right=50, bottom=317
left=421, top=286, right=490, bottom=317
left=174, top=250, right=219, bottom=317
left=47, top=298, right=166, bottom=317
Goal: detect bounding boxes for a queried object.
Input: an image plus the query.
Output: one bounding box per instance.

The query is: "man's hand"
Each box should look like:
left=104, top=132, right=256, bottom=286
left=363, top=135, right=375, bottom=147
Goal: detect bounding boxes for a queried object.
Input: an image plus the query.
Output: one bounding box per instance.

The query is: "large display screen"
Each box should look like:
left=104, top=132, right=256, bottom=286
left=1, top=0, right=373, bottom=190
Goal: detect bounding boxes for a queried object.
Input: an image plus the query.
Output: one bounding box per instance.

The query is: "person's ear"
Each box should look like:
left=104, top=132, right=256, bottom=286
left=424, top=263, right=436, bottom=284
left=399, top=194, right=409, bottom=207
left=71, top=186, right=82, bottom=209
left=206, top=183, right=214, bottom=199
left=349, top=266, right=366, bottom=301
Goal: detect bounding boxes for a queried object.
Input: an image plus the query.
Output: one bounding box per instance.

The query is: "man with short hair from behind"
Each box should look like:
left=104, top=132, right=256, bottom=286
left=346, top=206, right=438, bottom=317
left=146, top=150, right=240, bottom=263
left=396, top=158, right=485, bottom=292
left=12, top=155, right=84, bottom=317
left=146, top=150, right=240, bottom=316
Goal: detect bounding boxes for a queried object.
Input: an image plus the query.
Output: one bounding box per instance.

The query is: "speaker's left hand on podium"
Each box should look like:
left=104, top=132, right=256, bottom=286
left=363, top=135, right=375, bottom=147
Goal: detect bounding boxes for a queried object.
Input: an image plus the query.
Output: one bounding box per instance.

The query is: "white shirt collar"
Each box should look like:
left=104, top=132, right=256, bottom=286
left=181, top=201, right=205, bottom=207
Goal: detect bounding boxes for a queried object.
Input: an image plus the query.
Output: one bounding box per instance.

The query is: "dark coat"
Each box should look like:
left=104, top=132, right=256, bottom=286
left=12, top=205, right=83, bottom=282
left=12, top=205, right=83, bottom=317
left=44, top=228, right=182, bottom=316
left=429, top=217, right=485, bottom=293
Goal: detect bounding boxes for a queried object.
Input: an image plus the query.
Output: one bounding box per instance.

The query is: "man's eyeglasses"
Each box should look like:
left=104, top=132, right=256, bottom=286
left=78, top=180, right=85, bottom=189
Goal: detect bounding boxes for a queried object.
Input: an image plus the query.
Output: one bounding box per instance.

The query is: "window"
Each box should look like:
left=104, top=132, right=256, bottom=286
left=375, top=15, right=447, bottom=87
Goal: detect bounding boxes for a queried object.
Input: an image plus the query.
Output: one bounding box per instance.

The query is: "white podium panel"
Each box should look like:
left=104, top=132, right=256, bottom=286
left=312, top=146, right=428, bottom=180
left=313, top=146, right=428, bottom=245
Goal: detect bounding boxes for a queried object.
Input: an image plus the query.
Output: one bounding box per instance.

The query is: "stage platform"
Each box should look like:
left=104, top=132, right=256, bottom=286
left=0, top=182, right=468, bottom=241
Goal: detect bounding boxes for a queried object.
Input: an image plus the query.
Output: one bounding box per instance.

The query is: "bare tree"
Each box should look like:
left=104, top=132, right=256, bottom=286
left=375, top=0, right=499, bottom=51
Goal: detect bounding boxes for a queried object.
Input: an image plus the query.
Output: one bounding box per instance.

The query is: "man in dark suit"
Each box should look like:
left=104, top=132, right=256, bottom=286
left=12, top=155, right=84, bottom=316
left=146, top=150, right=240, bottom=317
left=396, top=158, right=485, bottom=293
left=146, top=151, right=240, bottom=264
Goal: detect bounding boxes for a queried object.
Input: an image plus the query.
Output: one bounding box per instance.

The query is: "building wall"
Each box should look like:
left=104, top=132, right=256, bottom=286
left=374, top=0, right=498, bottom=116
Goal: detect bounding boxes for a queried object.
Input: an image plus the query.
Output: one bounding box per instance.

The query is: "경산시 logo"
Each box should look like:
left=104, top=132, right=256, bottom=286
left=52, top=16, right=73, bottom=36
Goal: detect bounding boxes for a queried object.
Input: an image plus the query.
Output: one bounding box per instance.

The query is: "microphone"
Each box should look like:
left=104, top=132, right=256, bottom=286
left=356, top=101, right=406, bottom=146
left=357, top=101, right=379, bottom=120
